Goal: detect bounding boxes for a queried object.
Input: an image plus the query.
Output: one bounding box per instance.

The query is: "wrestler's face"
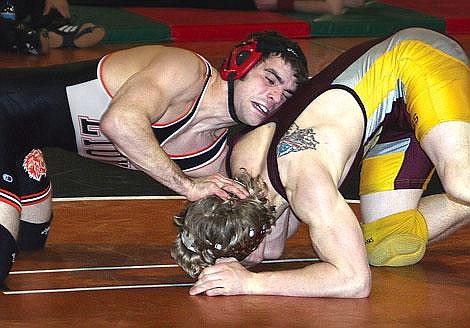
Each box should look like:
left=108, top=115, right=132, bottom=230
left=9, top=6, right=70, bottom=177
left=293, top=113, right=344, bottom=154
left=234, top=54, right=297, bottom=126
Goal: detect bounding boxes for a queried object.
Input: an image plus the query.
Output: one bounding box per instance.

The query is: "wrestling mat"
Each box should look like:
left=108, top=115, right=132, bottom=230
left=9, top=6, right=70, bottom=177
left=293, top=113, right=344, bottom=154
left=72, top=0, right=469, bottom=44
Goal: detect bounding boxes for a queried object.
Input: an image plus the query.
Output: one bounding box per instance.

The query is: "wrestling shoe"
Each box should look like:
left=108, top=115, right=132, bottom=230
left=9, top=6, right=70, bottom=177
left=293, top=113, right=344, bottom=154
left=34, top=9, right=105, bottom=48
left=0, top=0, right=15, bottom=21
left=0, top=20, right=48, bottom=55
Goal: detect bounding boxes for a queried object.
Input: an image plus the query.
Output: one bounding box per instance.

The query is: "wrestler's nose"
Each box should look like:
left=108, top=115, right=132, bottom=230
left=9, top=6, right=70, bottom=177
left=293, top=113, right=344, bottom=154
left=268, top=87, right=282, bottom=106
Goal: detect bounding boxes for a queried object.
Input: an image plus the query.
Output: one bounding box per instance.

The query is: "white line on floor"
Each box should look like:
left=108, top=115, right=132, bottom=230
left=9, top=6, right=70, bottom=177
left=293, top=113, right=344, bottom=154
left=4, top=258, right=319, bottom=295
left=10, top=264, right=179, bottom=274
left=10, top=258, right=320, bottom=275
left=52, top=196, right=360, bottom=203
left=3, top=283, right=195, bottom=295
left=52, top=195, right=186, bottom=202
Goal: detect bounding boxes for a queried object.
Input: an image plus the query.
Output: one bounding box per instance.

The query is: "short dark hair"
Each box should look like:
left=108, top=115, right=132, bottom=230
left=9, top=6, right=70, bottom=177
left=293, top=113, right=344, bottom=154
left=171, top=171, right=276, bottom=278
left=248, top=30, right=309, bottom=85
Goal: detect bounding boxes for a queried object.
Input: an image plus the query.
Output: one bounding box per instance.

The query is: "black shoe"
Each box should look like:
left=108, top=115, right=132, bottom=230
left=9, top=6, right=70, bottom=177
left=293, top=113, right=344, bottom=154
left=1, top=20, right=45, bottom=55
left=0, top=0, right=16, bottom=22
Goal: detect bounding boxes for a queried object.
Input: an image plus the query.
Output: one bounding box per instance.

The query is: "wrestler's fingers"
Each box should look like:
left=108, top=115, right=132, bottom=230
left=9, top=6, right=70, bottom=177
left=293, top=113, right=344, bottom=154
left=221, top=183, right=249, bottom=199
left=214, top=176, right=249, bottom=197
left=211, top=187, right=231, bottom=200
left=204, top=287, right=226, bottom=296
left=190, top=274, right=224, bottom=295
left=189, top=282, right=221, bottom=296
left=206, top=183, right=239, bottom=200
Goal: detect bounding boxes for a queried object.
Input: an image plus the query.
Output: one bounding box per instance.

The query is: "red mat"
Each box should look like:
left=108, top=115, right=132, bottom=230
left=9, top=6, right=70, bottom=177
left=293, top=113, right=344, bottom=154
left=124, top=7, right=310, bottom=41
left=381, top=0, right=470, bottom=34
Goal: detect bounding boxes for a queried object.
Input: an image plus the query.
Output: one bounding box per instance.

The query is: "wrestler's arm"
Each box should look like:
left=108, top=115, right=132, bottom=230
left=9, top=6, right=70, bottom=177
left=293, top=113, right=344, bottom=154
left=276, top=158, right=371, bottom=297
left=100, top=49, right=246, bottom=201
left=264, top=92, right=370, bottom=297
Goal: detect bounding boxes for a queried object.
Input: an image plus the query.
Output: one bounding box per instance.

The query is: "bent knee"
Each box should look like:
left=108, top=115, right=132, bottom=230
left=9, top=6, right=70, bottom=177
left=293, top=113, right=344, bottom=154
left=361, top=209, right=428, bottom=267
left=441, top=174, right=470, bottom=205
left=17, top=217, right=52, bottom=251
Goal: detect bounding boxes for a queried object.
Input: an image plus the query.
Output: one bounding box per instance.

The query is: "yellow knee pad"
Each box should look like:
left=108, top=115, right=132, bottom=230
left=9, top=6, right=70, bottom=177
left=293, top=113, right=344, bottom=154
left=361, top=209, right=428, bottom=267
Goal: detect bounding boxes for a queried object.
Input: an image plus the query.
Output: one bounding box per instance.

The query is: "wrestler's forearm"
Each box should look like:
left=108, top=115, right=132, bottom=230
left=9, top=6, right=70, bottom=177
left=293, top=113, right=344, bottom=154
left=247, top=261, right=370, bottom=298
left=100, top=110, right=192, bottom=197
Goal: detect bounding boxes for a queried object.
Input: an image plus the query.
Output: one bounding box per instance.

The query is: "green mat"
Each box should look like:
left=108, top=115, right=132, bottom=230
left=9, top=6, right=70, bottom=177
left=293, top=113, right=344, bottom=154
left=71, top=2, right=444, bottom=43
left=286, top=2, right=445, bottom=37
left=72, top=6, right=170, bottom=43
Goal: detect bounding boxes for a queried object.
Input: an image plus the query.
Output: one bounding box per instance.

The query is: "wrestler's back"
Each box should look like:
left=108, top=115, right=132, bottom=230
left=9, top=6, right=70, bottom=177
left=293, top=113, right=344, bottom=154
left=100, top=45, right=198, bottom=97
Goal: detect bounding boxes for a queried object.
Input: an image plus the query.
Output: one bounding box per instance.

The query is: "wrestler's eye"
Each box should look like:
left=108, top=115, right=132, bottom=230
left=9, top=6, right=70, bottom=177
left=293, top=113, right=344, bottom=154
left=265, top=76, right=275, bottom=85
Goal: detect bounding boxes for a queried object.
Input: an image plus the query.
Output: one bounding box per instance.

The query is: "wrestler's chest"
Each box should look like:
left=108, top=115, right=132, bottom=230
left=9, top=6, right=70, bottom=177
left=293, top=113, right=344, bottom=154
left=157, top=128, right=224, bottom=154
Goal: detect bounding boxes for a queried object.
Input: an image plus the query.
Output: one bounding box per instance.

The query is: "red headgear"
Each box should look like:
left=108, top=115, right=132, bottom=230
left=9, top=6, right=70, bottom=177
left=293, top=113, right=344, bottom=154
left=220, top=39, right=263, bottom=81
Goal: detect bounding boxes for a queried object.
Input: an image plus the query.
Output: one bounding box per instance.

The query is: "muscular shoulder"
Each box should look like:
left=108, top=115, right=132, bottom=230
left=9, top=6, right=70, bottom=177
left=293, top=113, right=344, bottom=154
left=231, top=124, right=275, bottom=176
left=278, top=88, right=364, bottom=189
left=298, top=88, right=361, bottom=124
left=105, top=45, right=209, bottom=100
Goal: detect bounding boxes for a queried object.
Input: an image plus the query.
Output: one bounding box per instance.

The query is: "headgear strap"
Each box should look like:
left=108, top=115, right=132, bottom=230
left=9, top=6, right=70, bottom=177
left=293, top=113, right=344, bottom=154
left=227, top=75, right=243, bottom=124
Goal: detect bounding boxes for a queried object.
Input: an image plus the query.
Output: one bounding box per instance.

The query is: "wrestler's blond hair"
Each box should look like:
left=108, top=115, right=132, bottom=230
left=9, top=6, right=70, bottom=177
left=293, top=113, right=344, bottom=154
left=171, top=170, right=276, bottom=278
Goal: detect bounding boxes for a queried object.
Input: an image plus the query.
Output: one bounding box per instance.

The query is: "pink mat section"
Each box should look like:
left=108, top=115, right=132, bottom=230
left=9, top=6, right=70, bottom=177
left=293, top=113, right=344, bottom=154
left=124, top=7, right=310, bottom=41
left=381, top=0, right=470, bottom=34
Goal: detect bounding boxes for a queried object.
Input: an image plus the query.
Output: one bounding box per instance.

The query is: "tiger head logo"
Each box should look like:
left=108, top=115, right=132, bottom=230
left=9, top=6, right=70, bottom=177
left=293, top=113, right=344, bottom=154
left=23, top=149, right=47, bottom=181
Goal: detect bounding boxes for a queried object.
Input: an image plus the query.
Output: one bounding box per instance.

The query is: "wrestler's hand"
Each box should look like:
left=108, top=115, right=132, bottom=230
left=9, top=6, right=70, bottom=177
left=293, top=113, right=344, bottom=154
left=189, top=258, right=255, bottom=296
left=43, top=0, right=71, bottom=18
left=185, top=173, right=249, bottom=202
left=253, top=0, right=278, bottom=11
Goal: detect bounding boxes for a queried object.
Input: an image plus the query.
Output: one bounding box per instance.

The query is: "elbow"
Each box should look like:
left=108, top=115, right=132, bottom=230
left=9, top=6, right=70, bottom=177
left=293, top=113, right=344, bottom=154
left=346, top=267, right=371, bottom=298
left=352, top=277, right=371, bottom=298
left=100, top=111, right=121, bottom=140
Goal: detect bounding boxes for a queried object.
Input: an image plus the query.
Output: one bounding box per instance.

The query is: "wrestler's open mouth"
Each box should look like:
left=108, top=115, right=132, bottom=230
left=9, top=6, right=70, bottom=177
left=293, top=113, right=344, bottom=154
left=252, top=101, right=268, bottom=115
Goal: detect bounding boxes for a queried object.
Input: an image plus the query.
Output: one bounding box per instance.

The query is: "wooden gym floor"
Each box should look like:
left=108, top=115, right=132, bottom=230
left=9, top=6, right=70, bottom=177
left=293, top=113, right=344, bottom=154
left=0, top=33, right=469, bottom=327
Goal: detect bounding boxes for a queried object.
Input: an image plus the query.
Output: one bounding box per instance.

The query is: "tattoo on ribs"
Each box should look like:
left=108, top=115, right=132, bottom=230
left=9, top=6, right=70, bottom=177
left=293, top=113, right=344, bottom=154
left=277, top=123, right=320, bottom=158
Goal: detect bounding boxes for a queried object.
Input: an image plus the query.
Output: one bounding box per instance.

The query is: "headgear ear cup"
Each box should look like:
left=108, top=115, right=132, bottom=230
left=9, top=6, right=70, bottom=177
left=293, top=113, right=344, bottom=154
left=220, top=39, right=263, bottom=81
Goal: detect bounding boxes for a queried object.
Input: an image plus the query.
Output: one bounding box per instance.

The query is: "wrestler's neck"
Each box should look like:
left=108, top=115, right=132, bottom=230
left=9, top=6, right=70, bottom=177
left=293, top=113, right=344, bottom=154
left=193, top=73, right=234, bottom=128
